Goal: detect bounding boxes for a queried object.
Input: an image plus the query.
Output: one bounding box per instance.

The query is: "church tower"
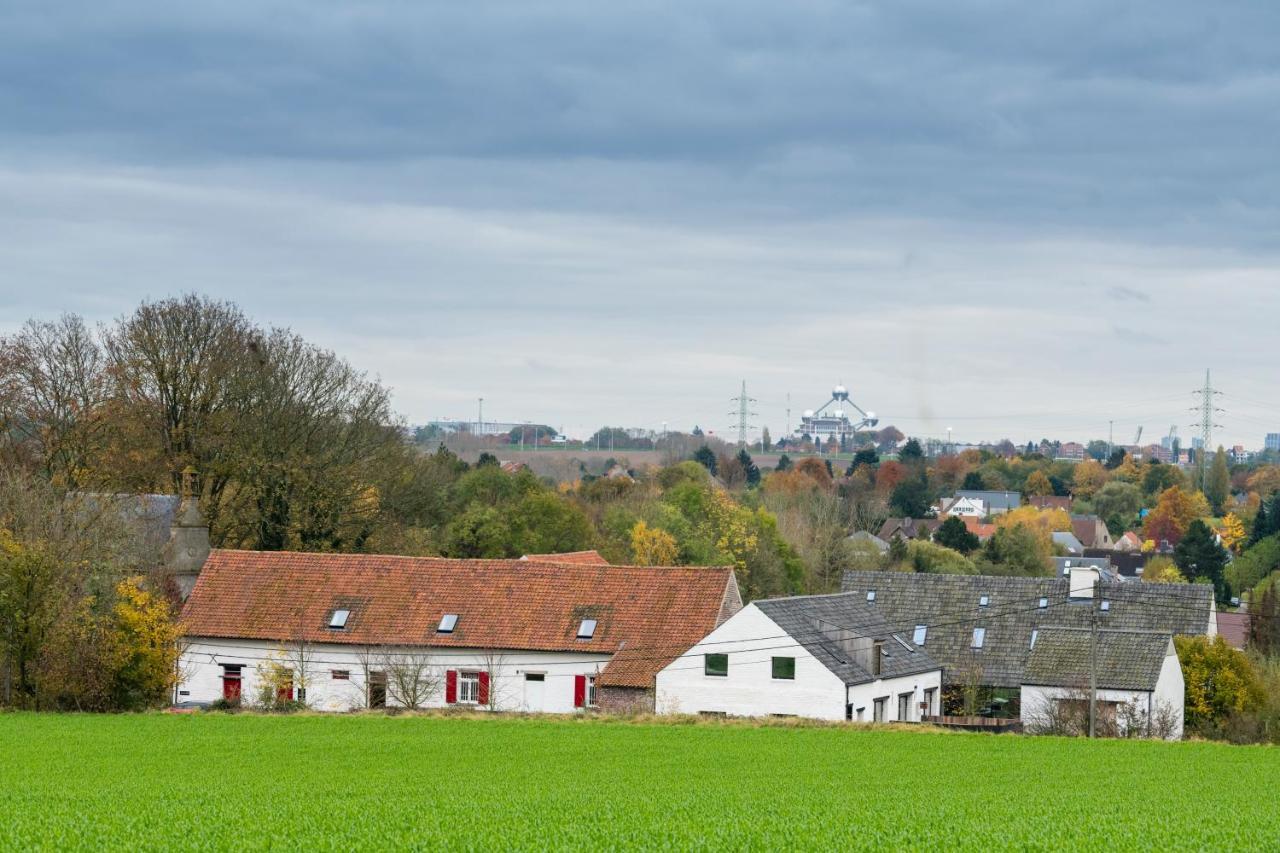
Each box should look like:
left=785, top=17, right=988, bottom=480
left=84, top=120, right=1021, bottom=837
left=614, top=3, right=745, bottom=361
left=165, top=467, right=211, bottom=599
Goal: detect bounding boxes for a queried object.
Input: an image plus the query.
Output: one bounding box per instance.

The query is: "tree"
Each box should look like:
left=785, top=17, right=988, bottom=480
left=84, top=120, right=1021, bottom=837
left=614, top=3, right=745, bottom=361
left=1226, top=536, right=1280, bottom=599
left=899, top=439, right=924, bottom=463
left=907, top=540, right=976, bottom=574
left=1093, top=481, right=1142, bottom=529
left=934, top=515, right=979, bottom=554
left=1206, top=446, right=1230, bottom=516
left=1143, top=463, right=1185, bottom=497
left=1247, top=582, right=1280, bottom=657
left=1174, top=635, right=1265, bottom=736
left=1105, top=448, right=1127, bottom=470
left=1072, top=460, right=1108, bottom=499
left=1140, top=556, right=1186, bottom=584
left=631, top=521, right=678, bottom=566
left=1174, top=520, right=1228, bottom=602
left=379, top=649, right=442, bottom=710
left=888, top=534, right=908, bottom=564
left=1086, top=440, right=1110, bottom=462
left=737, top=449, right=761, bottom=488
left=1024, top=470, right=1053, bottom=497
left=693, top=445, right=717, bottom=475
left=1219, top=513, right=1246, bottom=553
left=761, top=426, right=772, bottom=452
left=961, top=471, right=985, bottom=491
left=108, top=576, right=183, bottom=710
left=851, top=447, right=879, bottom=469
left=775, top=454, right=793, bottom=472
left=889, top=473, right=931, bottom=517
left=1249, top=500, right=1270, bottom=547
left=1143, top=486, right=1207, bottom=546
left=981, top=523, right=1052, bottom=576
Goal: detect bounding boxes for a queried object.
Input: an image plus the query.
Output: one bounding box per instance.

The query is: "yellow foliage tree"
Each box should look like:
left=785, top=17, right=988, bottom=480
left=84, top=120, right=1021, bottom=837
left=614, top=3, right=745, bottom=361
left=630, top=520, right=679, bottom=566
left=1112, top=456, right=1142, bottom=484
left=1174, top=635, right=1265, bottom=733
left=1143, top=486, right=1208, bottom=544
left=997, top=506, right=1072, bottom=534
left=111, top=576, right=183, bottom=708
left=1024, top=470, right=1053, bottom=497
left=1072, top=460, right=1108, bottom=499
left=1141, top=556, right=1186, bottom=584
left=705, top=491, right=759, bottom=573
left=1218, top=513, right=1246, bottom=553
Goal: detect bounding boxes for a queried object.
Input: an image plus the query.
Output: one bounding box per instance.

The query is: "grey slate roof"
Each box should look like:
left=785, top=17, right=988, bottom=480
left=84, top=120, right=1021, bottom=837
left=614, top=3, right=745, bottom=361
left=838, top=570, right=1213, bottom=689
left=754, top=594, right=942, bottom=686
left=1023, top=629, right=1171, bottom=691
left=955, top=490, right=1023, bottom=513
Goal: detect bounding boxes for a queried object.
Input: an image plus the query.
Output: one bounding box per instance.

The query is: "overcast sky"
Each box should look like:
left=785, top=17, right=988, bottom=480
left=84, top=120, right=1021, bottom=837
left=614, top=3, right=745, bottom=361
left=2, top=2, right=1278, bottom=446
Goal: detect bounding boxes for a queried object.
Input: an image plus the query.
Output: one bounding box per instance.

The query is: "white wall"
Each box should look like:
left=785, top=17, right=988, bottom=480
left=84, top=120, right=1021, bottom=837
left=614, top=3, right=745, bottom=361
left=179, top=638, right=611, bottom=713
left=1020, top=652, right=1184, bottom=741
left=846, top=670, right=943, bottom=724
left=654, top=604, right=943, bottom=723
left=1152, top=639, right=1185, bottom=739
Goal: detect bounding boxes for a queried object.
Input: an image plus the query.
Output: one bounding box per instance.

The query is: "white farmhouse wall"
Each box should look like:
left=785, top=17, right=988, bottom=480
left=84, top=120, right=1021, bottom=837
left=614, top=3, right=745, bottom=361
left=845, top=669, right=943, bottom=724
left=1020, top=662, right=1184, bottom=740
left=1153, top=640, right=1185, bottom=739
left=654, top=604, right=943, bottom=723
left=179, top=638, right=611, bottom=713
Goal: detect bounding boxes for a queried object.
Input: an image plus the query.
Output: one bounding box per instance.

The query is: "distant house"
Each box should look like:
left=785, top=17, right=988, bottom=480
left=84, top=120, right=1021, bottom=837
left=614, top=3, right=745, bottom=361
left=1020, top=629, right=1184, bottom=739
left=1086, top=548, right=1146, bottom=578
left=655, top=594, right=943, bottom=722
left=961, top=517, right=997, bottom=542
left=954, top=490, right=1022, bottom=515
left=847, top=531, right=890, bottom=555
left=1071, top=515, right=1115, bottom=550
left=1052, top=531, right=1086, bottom=556
left=878, top=518, right=943, bottom=542
left=1114, top=531, right=1144, bottom=552
left=179, top=551, right=740, bottom=713
left=938, top=496, right=987, bottom=518
left=1052, top=556, right=1121, bottom=583
left=1028, top=495, right=1072, bottom=512
left=1055, top=442, right=1086, bottom=461
left=837, top=570, right=1214, bottom=723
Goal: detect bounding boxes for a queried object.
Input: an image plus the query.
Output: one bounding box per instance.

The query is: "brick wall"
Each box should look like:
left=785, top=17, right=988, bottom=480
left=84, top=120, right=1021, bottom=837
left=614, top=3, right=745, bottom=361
left=598, top=686, right=653, bottom=715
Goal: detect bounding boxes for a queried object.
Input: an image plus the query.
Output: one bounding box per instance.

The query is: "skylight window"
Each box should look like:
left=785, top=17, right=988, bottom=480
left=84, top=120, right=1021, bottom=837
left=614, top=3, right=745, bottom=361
left=328, top=609, right=350, bottom=630
left=577, top=619, right=598, bottom=640
left=1100, top=601, right=1111, bottom=612
left=437, top=613, right=458, bottom=634
left=1038, top=597, right=1049, bottom=609
left=971, top=627, right=986, bottom=649
left=866, top=591, right=876, bottom=602
left=913, top=625, right=927, bottom=646
left=979, top=595, right=989, bottom=607
left=1030, top=630, right=1038, bottom=649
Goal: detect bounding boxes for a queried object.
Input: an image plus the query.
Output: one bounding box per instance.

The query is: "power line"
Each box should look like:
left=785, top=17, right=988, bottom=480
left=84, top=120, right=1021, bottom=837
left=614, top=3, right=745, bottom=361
left=728, top=380, right=757, bottom=447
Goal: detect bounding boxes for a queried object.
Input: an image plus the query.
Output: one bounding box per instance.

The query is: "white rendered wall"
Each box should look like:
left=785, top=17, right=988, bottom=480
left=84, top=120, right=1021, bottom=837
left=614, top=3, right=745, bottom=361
left=654, top=604, right=943, bottom=722
left=179, top=637, right=611, bottom=713
left=1153, top=640, right=1186, bottom=739
left=846, top=669, right=943, bottom=723
left=1021, top=678, right=1183, bottom=740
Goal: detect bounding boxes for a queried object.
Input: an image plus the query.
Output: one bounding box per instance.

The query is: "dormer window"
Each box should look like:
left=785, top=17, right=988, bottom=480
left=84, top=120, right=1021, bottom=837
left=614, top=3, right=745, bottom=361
left=437, top=613, right=458, bottom=634
left=577, top=619, right=597, bottom=640
left=328, top=609, right=350, bottom=630
left=866, top=591, right=876, bottom=602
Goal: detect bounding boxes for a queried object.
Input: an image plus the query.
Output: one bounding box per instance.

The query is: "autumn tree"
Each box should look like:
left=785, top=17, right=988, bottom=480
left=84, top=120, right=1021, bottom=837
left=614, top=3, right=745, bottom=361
left=1140, top=556, right=1186, bottom=584
left=1218, top=513, right=1246, bottom=553
left=1174, top=636, right=1265, bottom=736
left=1143, top=487, right=1209, bottom=546
left=1024, top=470, right=1053, bottom=497
left=1206, top=446, right=1231, bottom=516
left=631, top=521, right=678, bottom=566
left=1072, top=459, right=1108, bottom=500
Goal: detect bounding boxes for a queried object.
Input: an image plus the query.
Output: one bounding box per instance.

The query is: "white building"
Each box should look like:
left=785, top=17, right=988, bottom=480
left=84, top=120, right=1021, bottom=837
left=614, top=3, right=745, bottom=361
left=939, top=496, right=987, bottom=518
left=178, top=550, right=741, bottom=714
left=655, top=594, right=943, bottom=723
left=1020, top=629, right=1184, bottom=740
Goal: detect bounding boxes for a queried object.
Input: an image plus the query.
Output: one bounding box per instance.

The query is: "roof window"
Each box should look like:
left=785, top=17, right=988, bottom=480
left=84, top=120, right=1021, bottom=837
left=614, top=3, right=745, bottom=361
left=866, top=591, right=876, bottom=602
left=1038, top=597, right=1049, bottom=609
left=1030, top=629, right=1038, bottom=649
left=979, top=595, right=989, bottom=607
left=437, top=613, right=458, bottom=634
left=328, top=609, right=350, bottom=630
left=971, top=627, right=986, bottom=649
left=912, top=625, right=927, bottom=646
left=1100, top=601, right=1111, bottom=612
left=577, top=619, right=598, bottom=640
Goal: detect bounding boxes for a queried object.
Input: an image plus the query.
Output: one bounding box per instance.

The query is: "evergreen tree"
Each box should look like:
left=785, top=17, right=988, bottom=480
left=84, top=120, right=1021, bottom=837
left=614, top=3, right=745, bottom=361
left=899, top=438, right=924, bottom=463
left=934, top=515, right=979, bottom=554
left=476, top=452, right=499, bottom=468
left=737, top=448, right=761, bottom=488
left=890, top=472, right=932, bottom=517
left=691, top=425, right=704, bottom=437
left=888, top=534, right=908, bottom=564
left=1248, top=583, right=1280, bottom=658
left=1206, top=446, right=1230, bottom=515
left=761, top=426, right=772, bottom=452
left=1248, top=499, right=1269, bottom=547
left=961, top=471, right=985, bottom=491
left=693, top=445, right=717, bottom=475
left=852, top=447, right=879, bottom=468
left=1174, top=520, right=1229, bottom=602
left=775, top=453, right=793, bottom=472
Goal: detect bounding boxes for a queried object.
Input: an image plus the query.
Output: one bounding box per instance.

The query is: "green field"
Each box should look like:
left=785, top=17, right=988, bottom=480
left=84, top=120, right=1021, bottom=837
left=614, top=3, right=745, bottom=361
left=2, top=714, right=1277, bottom=850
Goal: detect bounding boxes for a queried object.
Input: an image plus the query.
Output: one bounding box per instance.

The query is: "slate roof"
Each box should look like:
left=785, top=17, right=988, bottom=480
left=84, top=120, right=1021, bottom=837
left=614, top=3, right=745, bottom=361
left=182, top=550, right=738, bottom=689
left=1052, top=532, right=1086, bottom=555
left=1023, top=629, right=1172, bottom=691
left=838, top=570, right=1214, bottom=689
left=754, top=594, right=941, bottom=686
left=955, top=490, right=1023, bottom=513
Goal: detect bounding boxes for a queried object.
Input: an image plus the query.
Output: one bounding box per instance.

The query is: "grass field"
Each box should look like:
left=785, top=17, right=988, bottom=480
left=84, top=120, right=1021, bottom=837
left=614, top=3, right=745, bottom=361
left=2, top=713, right=1277, bottom=850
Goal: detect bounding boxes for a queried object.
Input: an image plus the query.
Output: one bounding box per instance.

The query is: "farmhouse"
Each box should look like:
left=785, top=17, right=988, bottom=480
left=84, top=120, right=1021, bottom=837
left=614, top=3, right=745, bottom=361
left=1020, top=629, right=1184, bottom=739
left=654, top=594, right=943, bottom=722
left=838, top=569, right=1213, bottom=718
left=178, top=550, right=740, bottom=713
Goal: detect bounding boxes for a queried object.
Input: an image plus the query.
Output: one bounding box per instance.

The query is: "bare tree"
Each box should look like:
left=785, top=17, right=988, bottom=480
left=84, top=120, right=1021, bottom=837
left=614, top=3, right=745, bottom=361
left=379, top=647, right=442, bottom=710
left=476, top=649, right=515, bottom=712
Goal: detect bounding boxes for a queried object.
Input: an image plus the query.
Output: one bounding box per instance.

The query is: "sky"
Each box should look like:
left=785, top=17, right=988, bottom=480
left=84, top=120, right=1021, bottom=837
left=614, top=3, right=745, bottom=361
left=2, top=1, right=1279, bottom=446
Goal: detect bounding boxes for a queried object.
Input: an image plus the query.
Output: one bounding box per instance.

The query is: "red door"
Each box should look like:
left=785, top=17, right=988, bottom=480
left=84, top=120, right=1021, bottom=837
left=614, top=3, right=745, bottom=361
left=277, top=680, right=294, bottom=703
left=222, top=667, right=242, bottom=701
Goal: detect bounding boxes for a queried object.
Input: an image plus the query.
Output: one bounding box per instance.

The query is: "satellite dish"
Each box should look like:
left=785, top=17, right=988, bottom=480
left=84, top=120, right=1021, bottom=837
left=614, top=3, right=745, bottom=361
left=802, top=409, right=815, bottom=418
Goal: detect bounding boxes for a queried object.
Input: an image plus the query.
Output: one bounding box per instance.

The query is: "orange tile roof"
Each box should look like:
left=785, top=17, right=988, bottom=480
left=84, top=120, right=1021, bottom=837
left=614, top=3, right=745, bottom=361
left=181, top=550, right=736, bottom=688
left=520, top=550, right=610, bottom=565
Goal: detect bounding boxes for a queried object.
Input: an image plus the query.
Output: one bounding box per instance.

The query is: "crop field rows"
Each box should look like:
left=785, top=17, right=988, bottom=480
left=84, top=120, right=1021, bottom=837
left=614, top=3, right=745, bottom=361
left=1, top=714, right=1276, bottom=850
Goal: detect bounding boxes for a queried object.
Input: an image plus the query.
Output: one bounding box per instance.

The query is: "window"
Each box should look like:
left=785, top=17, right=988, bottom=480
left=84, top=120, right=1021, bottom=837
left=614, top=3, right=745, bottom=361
left=979, top=595, right=989, bottom=607
left=898, top=692, right=912, bottom=721
left=866, top=590, right=876, bottom=602
left=704, top=653, right=728, bottom=677
left=913, top=625, right=927, bottom=646
left=437, top=613, right=458, bottom=634
left=1030, top=630, right=1038, bottom=649
left=771, top=657, right=796, bottom=680
left=1038, top=597, right=1049, bottom=609
left=971, top=627, right=986, bottom=649
left=328, top=609, right=350, bottom=629
left=872, top=641, right=884, bottom=677
left=923, top=687, right=937, bottom=717
left=1100, top=601, right=1111, bottom=612
left=577, top=619, right=597, bottom=640
left=368, top=671, right=387, bottom=709
left=458, top=671, right=480, bottom=703
left=331, top=670, right=350, bottom=680
left=873, top=697, right=887, bottom=722
left=586, top=675, right=597, bottom=708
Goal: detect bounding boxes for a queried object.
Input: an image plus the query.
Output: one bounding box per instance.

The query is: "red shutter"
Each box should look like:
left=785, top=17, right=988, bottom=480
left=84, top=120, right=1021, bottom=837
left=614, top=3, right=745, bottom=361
left=574, top=674, right=586, bottom=708
left=445, top=669, right=457, bottom=704
left=478, top=671, right=490, bottom=706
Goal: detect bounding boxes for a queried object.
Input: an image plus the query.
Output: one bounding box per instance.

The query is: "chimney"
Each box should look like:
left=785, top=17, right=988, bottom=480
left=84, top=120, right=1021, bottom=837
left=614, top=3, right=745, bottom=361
left=1068, top=567, right=1098, bottom=600
left=165, top=466, right=210, bottom=600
